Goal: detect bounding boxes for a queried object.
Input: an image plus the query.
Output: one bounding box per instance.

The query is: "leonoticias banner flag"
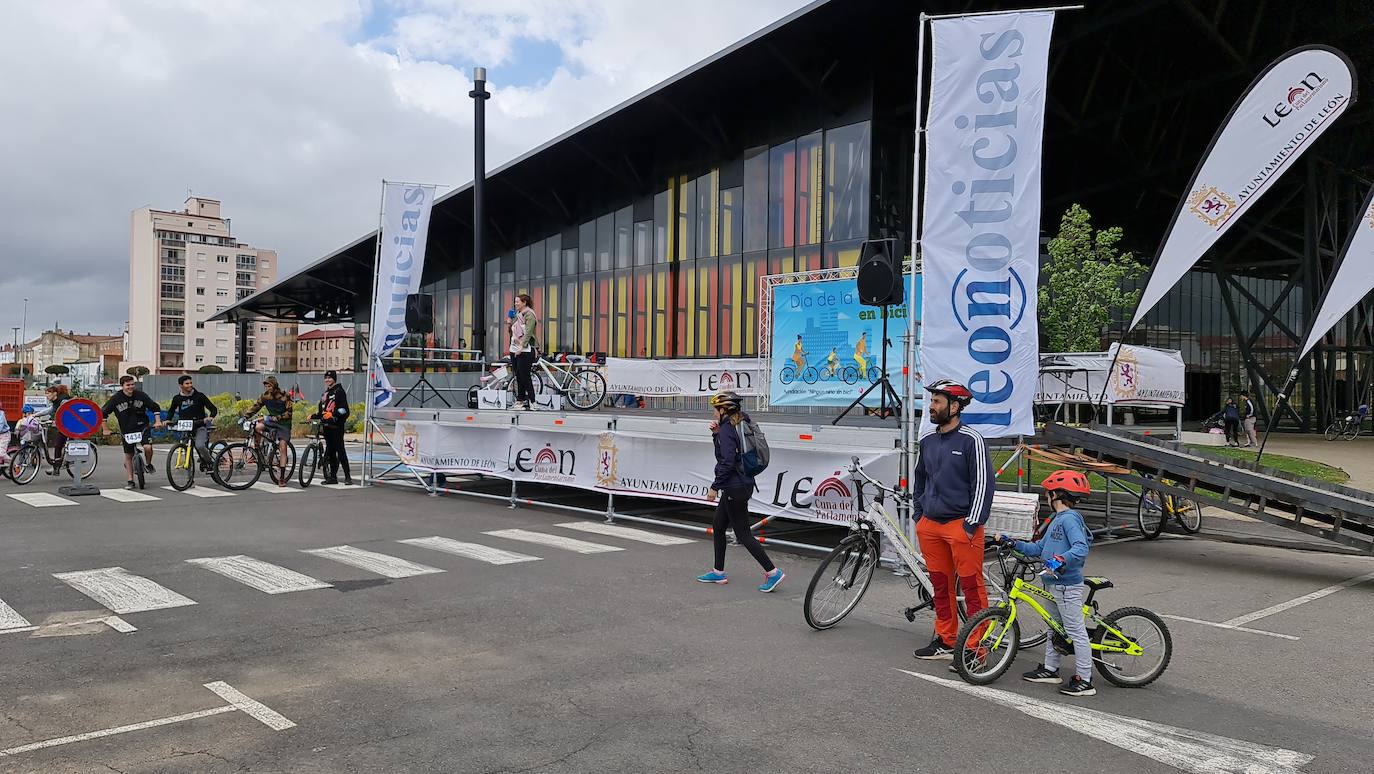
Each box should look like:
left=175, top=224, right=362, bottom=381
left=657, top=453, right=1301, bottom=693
left=1130, top=46, right=1356, bottom=330
left=1298, top=183, right=1374, bottom=360
left=920, top=10, right=1054, bottom=438
left=370, top=181, right=437, bottom=407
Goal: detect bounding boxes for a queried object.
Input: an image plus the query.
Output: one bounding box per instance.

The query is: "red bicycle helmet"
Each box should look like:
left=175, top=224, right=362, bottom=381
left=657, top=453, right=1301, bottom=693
left=1041, top=469, right=1091, bottom=498
left=925, top=378, right=973, bottom=407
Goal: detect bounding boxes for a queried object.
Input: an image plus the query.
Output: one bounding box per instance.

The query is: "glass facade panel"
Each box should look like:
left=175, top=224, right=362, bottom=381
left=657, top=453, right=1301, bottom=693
left=634, top=220, right=651, bottom=267
left=654, top=189, right=670, bottom=264
left=826, top=122, right=871, bottom=242
left=515, top=245, right=530, bottom=282
left=769, top=141, right=796, bottom=248
left=675, top=262, right=695, bottom=356
left=579, top=221, right=596, bottom=273
left=696, top=170, right=718, bottom=258
left=530, top=239, right=546, bottom=280
left=545, top=235, right=561, bottom=277
left=720, top=187, right=742, bottom=256
left=678, top=177, right=696, bottom=261
left=615, top=206, right=632, bottom=269
left=653, top=266, right=670, bottom=357
left=797, top=131, right=822, bottom=246
left=562, top=281, right=578, bottom=353
left=597, top=213, right=614, bottom=272
left=633, top=269, right=651, bottom=357
left=614, top=269, right=631, bottom=356
left=695, top=258, right=718, bottom=356
left=743, top=147, right=768, bottom=253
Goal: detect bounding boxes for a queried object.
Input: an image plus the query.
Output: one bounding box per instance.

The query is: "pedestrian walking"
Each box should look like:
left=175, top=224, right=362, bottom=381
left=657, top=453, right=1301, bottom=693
left=696, top=391, right=784, bottom=592
left=1222, top=398, right=1241, bottom=446
left=1240, top=392, right=1258, bottom=447
left=912, top=379, right=994, bottom=661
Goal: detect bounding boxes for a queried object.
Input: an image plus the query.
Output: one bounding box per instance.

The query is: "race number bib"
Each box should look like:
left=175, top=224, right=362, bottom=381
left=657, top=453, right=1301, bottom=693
left=174, top=420, right=194, bottom=431
left=123, top=431, right=145, bottom=444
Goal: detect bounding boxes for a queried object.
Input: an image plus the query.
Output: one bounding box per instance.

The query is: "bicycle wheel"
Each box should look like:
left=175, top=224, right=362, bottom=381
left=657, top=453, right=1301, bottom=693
left=779, top=366, right=797, bottom=385
left=1175, top=496, right=1203, bottom=534
left=166, top=443, right=195, bottom=491
left=299, top=443, right=320, bottom=488
left=267, top=442, right=296, bottom=486
left=1137, top=488, right=1167, bottom=539
left=80, top=445, right=99, bottom=479
left=1325, top=421, right=1343, bottom=441
left=1343, top=421, right=1361, bottom=441
left=214, top=443, right=261, bottom=490
left=134, top=454, right=146, bottom=490
left=953, top=606, right=1020, bottom=685
left=11, top=446, right=40, bottom=485
left=803, top=534, right=880, bottom=630
left=868, top=367, right=881, bottom=385
left=1093, top=606, right=1172, bottom=687
left=564, top=369, right=607, bottom=411
left=841, top=366, right=858, bottom=385
left=801, top=366, right=819, bottom=384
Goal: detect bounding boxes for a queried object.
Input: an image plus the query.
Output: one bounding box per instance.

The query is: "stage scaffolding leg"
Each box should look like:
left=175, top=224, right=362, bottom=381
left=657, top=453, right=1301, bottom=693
left=605, top=491, right=616, bottom=524
left=509, top=480, right=518, bottom=510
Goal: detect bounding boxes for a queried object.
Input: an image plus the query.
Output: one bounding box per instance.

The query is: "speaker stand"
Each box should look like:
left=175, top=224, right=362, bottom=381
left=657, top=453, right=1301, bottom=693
left=833, top=305, right=902, bottom=425
left=395, top=344, right=451, bottom=408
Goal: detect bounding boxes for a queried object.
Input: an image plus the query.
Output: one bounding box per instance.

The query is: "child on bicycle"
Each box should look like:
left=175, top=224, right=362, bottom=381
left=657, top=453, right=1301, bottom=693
left=996, top=469, right=1095, bottom=697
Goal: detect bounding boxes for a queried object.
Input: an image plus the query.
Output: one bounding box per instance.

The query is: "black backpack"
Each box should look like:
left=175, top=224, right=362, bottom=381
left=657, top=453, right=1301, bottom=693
left=736, top=416, right=770, bottom=477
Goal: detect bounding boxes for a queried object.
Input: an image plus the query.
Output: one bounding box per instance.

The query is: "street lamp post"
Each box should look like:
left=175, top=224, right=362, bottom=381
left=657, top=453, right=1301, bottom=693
left=469, top=66, right=490, bottom=359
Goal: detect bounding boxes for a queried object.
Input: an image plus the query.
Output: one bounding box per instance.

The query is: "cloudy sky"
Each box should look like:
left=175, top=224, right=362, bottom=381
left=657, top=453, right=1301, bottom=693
left=0, top=0, right=811, bottom=339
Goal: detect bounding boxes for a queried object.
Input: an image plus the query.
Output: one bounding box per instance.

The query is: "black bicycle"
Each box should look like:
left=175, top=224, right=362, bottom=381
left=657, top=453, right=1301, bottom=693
left=213, top=416, right=296, bottom=490
left=298, top=419, right=325, bottom=488
left=8, top=417, right=99, bottom=485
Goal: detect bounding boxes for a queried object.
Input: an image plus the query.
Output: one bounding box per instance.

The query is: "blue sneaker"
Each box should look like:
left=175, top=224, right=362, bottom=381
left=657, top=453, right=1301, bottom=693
left=758, top=569, right=785, bottom=593
left=696, top=570, right=728, bottom=584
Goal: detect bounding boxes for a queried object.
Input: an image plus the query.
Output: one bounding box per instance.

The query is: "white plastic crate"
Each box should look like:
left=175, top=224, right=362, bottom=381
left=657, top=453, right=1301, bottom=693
left=985, top=491, right=1041, bottom=540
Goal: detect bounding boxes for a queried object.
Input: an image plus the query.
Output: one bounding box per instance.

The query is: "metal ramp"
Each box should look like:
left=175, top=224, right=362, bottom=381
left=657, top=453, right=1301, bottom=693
left=1041, top=422, right=1374, bottom=553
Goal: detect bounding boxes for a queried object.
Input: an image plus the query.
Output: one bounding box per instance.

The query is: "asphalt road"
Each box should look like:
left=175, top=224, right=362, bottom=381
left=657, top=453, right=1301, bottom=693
left=1, top=449, right=1372, bottom=773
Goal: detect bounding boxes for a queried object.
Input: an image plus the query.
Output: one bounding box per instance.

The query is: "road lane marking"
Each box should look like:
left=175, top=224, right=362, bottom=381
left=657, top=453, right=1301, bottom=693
left=1222, top=569, right=1374, bottom=626
left=7, top=492, right=78, bottom=507
left=98, top=488, right=161, bottom=503
left=187, top=555, right=332, bottom=594
left=251, top=482, right=303, bottom=494
left=320, top=483, right=355, bottom=490
left=484, top=528, right=624, bottom=554
left=0, top=599, right=31, bottom=630
left=163, top=485, right=235, bottom=498
left=300, top=545, right=445, bottom=578
left=53, top=567, right=197, bottom=614
left=3, top=614, right=138, bottom=637
left=898, top=670, right=1312, bottom=774
left=0, top=680, right=293, bottom=759
left=555, top=521, right=694, bottom=545
left=203, top=681, right=296, bottom=730
left=398, top=536, right=542, bottom=565
left=103, top=616, right=138, bottom=633
left=1160, top=614, right=1299, bottom=641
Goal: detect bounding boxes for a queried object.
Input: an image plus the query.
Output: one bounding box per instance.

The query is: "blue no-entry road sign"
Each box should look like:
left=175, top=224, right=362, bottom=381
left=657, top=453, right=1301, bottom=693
left=56, top=398, right=104, bottom=440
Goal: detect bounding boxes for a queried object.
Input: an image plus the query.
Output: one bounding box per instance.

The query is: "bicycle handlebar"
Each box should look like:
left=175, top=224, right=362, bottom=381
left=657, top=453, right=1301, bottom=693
left=848, top=456, right=905, bottom=500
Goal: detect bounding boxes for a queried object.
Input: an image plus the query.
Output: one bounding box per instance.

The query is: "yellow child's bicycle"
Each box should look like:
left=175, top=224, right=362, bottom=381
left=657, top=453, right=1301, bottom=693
left=1136, top=474, right=1202, bottom=538
left=952, top=543, right=1172, bottom=688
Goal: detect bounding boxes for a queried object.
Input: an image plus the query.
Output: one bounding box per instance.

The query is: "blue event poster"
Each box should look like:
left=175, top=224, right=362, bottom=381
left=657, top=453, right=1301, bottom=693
left=769, top=275, right=921, bottom=407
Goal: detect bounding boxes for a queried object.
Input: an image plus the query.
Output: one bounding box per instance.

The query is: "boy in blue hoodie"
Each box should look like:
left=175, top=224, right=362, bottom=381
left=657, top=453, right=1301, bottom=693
left=997, top=469, right=1096, bottom=697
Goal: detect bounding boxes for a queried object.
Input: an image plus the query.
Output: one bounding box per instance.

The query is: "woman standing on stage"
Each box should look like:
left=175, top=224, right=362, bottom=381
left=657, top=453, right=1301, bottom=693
left=697, top=391, right=784, bottom=592
left=509, top=293, right=539, bottom=410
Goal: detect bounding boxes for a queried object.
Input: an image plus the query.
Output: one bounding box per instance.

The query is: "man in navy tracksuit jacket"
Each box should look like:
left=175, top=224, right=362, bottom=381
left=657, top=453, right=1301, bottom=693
left=912, top=380, right=995, bottom=660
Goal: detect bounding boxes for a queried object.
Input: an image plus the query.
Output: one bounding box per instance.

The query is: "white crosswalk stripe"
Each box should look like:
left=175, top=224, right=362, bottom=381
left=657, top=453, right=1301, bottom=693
left=163, top=485, right=235, bottom=498
left=53, top=567, right=197, bottom=614
left=484, top=528, right=624, bottom=554
left=187, top=555, right=332, bottom=594
left=554, top=521, right=694, bottom=545
left=7, top=492, right=78, bottom=508
left=300, top=545, right=445, bottom=578
left=252, top=482, right=303, bottom=494
left=398, top=536, right=541, bottom=565
left=0, top=599, right=31, bottom=630
left=99, top=488, right=161, bottom=503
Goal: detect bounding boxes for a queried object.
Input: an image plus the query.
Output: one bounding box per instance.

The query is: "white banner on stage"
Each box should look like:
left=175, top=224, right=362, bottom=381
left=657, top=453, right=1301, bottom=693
left=392, top=420, right=896, bottom=525
left=1299, top=184, right=1374, bottom=360
left=1037, top=344, right=1185, bottom=407
left=919, top=11, right=1052, bottom=438
left=1132, top=47, right=1355, bottom=330
left=369, top=182, right=437, bottom=407
left=604, top=357, right=761, bottom=397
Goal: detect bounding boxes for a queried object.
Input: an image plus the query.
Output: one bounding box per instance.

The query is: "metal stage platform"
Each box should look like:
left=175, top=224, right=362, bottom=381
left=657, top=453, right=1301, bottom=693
left=1042, top=423, right=1374, bottom=553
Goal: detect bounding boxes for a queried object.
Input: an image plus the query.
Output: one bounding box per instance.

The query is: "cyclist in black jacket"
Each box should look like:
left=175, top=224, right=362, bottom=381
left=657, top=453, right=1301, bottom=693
left=309, top=370, right=352, bottom=485
left=102, top=375, right=163, bottom=489
left=167, top=375, right=218, bottom=472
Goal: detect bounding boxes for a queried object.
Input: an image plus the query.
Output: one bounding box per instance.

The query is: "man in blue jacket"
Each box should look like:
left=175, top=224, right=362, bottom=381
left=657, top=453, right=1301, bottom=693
left=912, top=379, right=995, bottom=660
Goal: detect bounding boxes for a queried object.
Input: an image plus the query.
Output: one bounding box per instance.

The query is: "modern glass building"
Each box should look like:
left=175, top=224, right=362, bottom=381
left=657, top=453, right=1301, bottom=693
left=218, top=0, right=1374, bottom=430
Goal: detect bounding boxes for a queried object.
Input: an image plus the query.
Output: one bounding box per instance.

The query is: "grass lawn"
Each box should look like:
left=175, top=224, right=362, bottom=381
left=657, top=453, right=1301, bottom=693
left=1185, top=444, right=1350, bottom=484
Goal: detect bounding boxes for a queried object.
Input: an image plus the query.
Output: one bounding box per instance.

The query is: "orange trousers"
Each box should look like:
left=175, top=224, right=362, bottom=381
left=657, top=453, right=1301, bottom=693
left=915, top=517, right=987, bottom=646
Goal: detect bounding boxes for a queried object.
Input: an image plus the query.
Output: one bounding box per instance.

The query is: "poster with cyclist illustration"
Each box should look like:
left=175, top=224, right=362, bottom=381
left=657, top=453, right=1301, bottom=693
left=768, top=275, right=920, bottom=407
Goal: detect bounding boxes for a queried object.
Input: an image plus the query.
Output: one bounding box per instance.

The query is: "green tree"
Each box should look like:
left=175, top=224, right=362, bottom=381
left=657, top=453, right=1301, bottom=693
left=1039, top=204, right=1146, bottom=352
left=44, top=364, right=69, bottom=376
left=126, top=365, right=150, bottom=378
left=198, top=364, right=224, bottom=374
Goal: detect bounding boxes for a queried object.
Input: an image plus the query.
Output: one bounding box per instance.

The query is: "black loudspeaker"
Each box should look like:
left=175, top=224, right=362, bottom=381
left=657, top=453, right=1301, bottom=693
left=856, top=238, right=903, bottom=306
left=405, top=293, right=434, bottom=334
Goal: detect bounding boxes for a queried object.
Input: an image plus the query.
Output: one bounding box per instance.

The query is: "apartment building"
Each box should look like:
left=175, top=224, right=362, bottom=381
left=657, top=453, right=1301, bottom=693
left=296, top=327, right=354, bottom=373
left=127, top=196, right=280, bottom=374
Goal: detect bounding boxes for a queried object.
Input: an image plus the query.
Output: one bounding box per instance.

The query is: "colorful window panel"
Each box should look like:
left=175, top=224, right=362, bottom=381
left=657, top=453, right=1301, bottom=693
left=797, top=132, right=822, bottom=246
